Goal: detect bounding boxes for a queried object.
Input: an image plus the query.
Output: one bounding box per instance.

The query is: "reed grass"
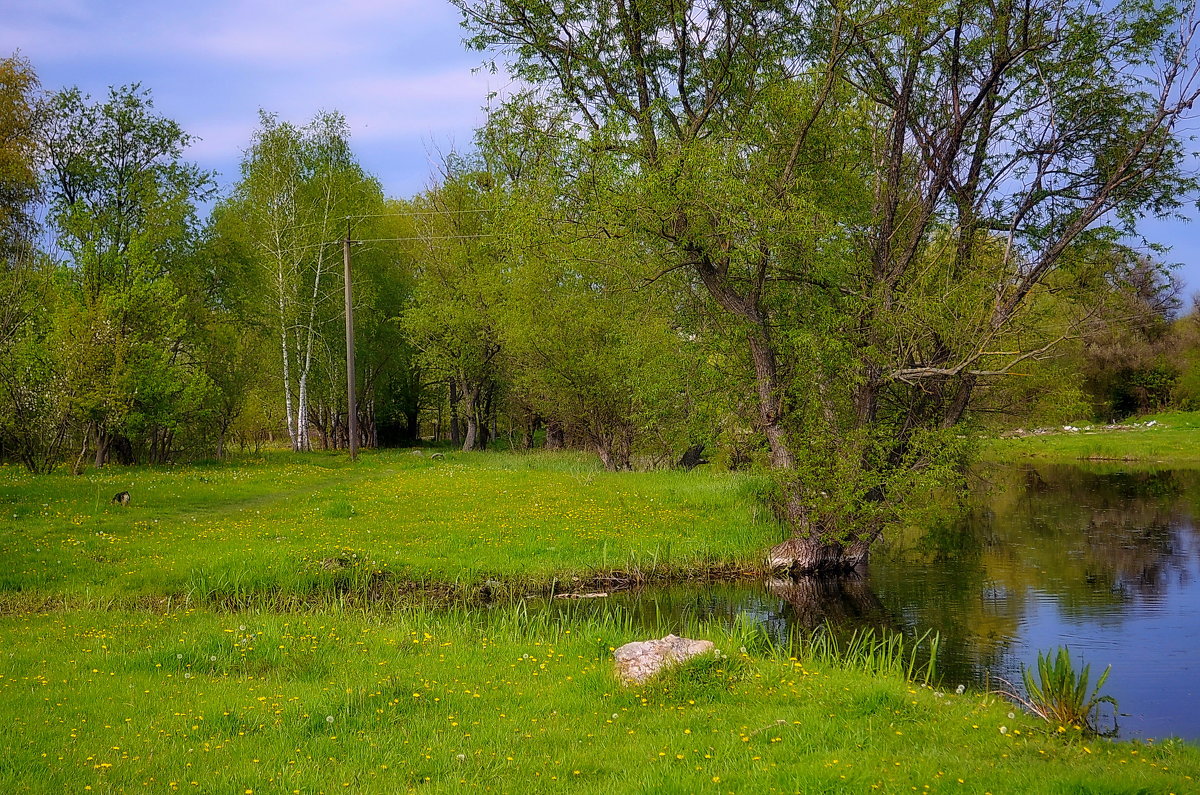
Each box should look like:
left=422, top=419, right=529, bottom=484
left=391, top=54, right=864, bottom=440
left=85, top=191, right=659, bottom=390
left=798, top=624, right=941, bottom=685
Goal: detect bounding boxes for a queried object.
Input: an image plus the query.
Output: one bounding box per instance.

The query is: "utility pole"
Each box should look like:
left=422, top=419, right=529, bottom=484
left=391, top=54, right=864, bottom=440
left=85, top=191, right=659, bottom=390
left=343, top=226, right=358, bottom=461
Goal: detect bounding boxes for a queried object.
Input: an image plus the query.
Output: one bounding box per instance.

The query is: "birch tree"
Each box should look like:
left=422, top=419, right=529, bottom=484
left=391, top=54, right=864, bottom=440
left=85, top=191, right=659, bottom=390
left=230, top=111, right=381, bottom=451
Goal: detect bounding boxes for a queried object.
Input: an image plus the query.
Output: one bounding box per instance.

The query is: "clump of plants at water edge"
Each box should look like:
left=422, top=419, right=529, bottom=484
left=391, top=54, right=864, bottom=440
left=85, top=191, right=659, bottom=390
left=1001, top=646, right=1119, bottom=736
left=798, top=624, right=941, bottom=685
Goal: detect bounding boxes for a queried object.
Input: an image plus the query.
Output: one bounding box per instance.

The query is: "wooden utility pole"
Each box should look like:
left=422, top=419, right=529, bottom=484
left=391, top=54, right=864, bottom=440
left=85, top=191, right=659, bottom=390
left=343, top=228, right=358, bottom=461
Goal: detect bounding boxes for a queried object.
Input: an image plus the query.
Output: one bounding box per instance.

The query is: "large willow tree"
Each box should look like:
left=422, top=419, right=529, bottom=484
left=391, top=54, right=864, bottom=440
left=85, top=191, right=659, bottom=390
left=455, top=0, right=1200, bottom=572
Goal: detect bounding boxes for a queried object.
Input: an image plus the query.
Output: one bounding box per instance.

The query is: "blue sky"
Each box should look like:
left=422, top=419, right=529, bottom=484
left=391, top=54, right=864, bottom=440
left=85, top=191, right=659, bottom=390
left=2, top=0, right=507, bottom=198
left=4, top=0, right=1200, bottom=295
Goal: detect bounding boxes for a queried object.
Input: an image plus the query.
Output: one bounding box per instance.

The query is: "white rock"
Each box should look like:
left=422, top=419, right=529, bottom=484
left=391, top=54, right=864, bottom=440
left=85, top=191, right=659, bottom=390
left=613, top=634, right=716, bottom=684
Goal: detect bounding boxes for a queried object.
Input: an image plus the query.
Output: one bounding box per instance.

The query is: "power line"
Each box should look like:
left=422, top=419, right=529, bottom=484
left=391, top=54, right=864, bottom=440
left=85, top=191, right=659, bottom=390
left=353, top=233, right=511, bottom=243
left=346, top=208, right=498, bottom=220
left=251, top=232, right=511, bottom=259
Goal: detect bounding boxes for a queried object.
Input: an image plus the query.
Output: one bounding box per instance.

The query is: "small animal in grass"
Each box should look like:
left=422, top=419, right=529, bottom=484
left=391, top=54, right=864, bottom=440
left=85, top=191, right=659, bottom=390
left=111, top=491, right=131, bottom=506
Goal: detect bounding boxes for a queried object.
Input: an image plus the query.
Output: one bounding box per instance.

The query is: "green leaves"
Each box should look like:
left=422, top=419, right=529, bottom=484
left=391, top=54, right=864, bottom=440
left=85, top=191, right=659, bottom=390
left=1019, top=646, right=1119, bottom=736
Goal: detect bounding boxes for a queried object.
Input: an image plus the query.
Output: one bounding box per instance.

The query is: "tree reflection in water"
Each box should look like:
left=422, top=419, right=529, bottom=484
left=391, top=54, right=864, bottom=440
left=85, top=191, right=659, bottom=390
left=540, top=463, right=1200, bottom=739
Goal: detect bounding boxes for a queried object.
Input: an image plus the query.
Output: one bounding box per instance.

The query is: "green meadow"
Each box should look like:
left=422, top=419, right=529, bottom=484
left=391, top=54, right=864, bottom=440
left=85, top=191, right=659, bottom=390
left=0, top=450, right=775, bottom=609
left=3, top=450, right=1200, bottom=793
left=4, top=608, right=1196, bottom=794
left=985, top=410, right=1200, bottom=466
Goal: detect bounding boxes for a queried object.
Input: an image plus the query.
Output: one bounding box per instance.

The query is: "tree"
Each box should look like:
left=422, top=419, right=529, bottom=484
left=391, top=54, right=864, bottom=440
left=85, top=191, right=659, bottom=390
left=0, top=54, right=53, bottom=470
left=456, top=0, right=1200, bottom=572
left=400, top=164, right=506, bottom=452
left=224, top=111, right=383, bottom=452
left=1077, top=251, right=1183, bottom=418
left=498, top=196, right=701, bottom=469
left=37, top=83, right=215, bottom=466
left=0, top=54, right=40, bottom=269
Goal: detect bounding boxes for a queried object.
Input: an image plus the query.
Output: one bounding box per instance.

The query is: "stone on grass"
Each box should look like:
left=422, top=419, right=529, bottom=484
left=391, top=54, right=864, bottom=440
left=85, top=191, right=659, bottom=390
left=613, top=634, right=715, bottom=684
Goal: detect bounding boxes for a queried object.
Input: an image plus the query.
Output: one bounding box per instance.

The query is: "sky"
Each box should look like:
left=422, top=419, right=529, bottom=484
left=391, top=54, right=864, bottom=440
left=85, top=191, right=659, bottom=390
left=2, top=0, right=507, bottom=199
left=4, top=0, right=1200, bottom=295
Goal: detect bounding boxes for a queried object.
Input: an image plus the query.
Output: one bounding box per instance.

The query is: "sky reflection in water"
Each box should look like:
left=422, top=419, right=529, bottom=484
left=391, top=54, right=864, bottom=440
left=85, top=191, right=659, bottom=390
left=546, top=464, right=1200, bottom=742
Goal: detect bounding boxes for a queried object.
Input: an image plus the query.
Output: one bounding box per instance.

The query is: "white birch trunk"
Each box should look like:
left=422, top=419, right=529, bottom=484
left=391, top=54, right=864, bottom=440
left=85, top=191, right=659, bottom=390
left=278, top=273, right=297, bottom=450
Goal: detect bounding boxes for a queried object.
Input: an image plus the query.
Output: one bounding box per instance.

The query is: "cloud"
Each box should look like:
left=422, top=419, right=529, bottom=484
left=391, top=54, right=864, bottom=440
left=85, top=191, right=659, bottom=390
left=2, top=0, right=460, bottom=68
left=337, top=69, right=510, bottom=139
left=0, top=0, right=510, bottom=197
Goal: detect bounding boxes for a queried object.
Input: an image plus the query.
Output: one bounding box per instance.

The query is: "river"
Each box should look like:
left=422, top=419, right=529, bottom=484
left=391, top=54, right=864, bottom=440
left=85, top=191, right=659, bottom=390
left=541, top=463, right=1200, bottom=742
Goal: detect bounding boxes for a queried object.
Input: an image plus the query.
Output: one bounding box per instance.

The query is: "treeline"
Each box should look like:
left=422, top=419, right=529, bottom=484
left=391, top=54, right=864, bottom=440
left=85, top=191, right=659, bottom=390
left=1, top=44, right=1197, bottom=477
left=0, top=57, right=712, bottom=473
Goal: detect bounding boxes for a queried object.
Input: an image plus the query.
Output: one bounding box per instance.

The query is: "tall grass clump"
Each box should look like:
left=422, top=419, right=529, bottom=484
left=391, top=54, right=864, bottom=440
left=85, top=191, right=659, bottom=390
left=798, top=624, right=940, bottom=685
left=1002, top=646, right=1118, bottom=736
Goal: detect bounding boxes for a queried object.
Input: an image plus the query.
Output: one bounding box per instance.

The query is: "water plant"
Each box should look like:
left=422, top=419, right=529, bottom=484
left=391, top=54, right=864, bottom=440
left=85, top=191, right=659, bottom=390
left=798, top=624, right=940, bottom=685
left=1003, top=646, right=1118, bottom=736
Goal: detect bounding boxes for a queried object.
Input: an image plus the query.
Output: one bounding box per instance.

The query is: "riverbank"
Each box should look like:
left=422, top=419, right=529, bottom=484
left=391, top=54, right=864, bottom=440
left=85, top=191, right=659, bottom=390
left=4, top=451, right=1200, bottom=790
left=3, top=606, right=1195, bottom=793
left=0, top=450, right=776, bottom=610
left=985, top=410, right=1200, bottom=465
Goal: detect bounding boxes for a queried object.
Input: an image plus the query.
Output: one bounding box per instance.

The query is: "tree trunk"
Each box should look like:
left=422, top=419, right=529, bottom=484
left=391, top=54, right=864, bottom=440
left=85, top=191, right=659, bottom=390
left=72, top=431, right=90, bottom=476
left=296, top=368, right=311, bottom=451
left=746, top=326, right=795, bottom=470
left=449, top=380, right=462, bottom=446
left=93, top=427, right=109, bottom=468
left=404, top=405, right=420, bottom=444
left=279, top=291, right=297, bottom=452
left=766, top=531, right=877, bottom=575
left=460, top=381, right=480, bottom=452
left=595, top=426, right=632, bottom=471
left=545, top=419, right=564, bottom=450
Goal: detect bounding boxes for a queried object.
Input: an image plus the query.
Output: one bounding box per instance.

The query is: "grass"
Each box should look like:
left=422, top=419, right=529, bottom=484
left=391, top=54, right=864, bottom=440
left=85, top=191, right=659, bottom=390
left=3, top=606, right=1196, bottom=794
left=985, top=410, right=1200, bottom=465
left=3, top=449, right=1199, bottom=791
left=802, top=625, right=941, bottom=685
left=0, top=449, right=777, bottom=609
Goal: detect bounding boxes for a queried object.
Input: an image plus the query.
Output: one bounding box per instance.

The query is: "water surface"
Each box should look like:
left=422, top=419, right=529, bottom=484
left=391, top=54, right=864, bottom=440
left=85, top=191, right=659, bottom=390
left=545, top=464, right=1200, bottom=742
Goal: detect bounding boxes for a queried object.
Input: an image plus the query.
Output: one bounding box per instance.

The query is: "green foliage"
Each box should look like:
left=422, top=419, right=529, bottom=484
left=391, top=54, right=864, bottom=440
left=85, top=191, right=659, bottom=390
left=455, top=0, right=1200, bottom=568
left=1015, top=647, right=1118, bottom=736
left=399, top=162, right=506, bottom=452
left=217, top=110, right=399, bottom=453
left=799, top=624, right=940, bottom=685
left=0, top=54, right=40, bottom=262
